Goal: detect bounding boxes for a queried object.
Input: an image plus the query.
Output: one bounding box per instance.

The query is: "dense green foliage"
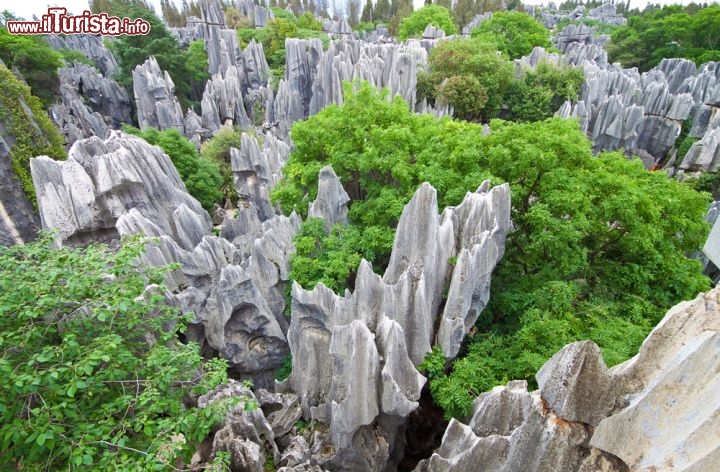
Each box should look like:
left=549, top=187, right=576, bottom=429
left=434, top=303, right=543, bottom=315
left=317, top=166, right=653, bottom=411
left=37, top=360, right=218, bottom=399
left=199, top=125, right=248, bottom=204
left=0, top=235, right=236, bottom=469
left=276, top=81, right=711, bottom=419
left=504, top=61, right=585, bottom=122
left=398, top=5, right=457, bottom=40
left=290, top=218, right=393, bottom=292
left=124, top=126, right=224, bottom=211
left=0, top=63, right=66, bottom=206
left=417, top=38, right=513, bottom=121
left=470, top=11, right=551, bottom=59
left=607, top=4, right=720, bottom=70
left=0, top=27, right=62, bottom=107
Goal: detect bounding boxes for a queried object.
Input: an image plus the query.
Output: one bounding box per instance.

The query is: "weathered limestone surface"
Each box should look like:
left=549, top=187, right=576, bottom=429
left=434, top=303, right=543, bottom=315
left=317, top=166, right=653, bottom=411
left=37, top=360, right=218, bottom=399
left=133, top=57, right=185, bottom=132
left=201, top=66, right=252, bottom=132
left=30, top=133, right=297, bottom=384
left=234, top=0, right=274, bottom=27
left=283, top=179, right=510, bottom=471
left=230, top=132, right=290, bottom=221
left=30, top=131, right=208, bottom=246
left=418, top=286, right=720, bottom=472
left=198, top=380, right=279, bottom=472
left=46, top=33, right=119, bottom=76
left=307, top=166, right=350, bottom=230
left=49, top=63, right=131, bottom=145
left=422, top=25, right=445, bottom=39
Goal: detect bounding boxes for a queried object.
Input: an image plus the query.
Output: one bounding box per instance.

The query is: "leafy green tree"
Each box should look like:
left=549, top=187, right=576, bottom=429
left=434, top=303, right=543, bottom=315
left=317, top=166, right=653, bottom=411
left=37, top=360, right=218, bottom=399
left=504, top=61, right=585, bottom=122
left=275, top=83, right=711, bottom=419
left=0, top=27, right=62, bottom=107
left=0, top=234, right=234, bottom=469
left=124, top=126, right=224, bottom=211
left=374, top=0, right=391, bottom=22
left=398, top=4, right=457, bottom=40
left=607, top=4, right=720, bottom=71
left=428, top=119, right=711, bottom=417
left=418, top=38, right=514, bottom=121
left=361, top=0, right=374, bottom=22
left=0, top=62, right=66, bottom=206
left=470, top=11, right=551, bottom=59
left=291, top=218, right=393, bottom=292
left=297, top=12, right=323, bottom=30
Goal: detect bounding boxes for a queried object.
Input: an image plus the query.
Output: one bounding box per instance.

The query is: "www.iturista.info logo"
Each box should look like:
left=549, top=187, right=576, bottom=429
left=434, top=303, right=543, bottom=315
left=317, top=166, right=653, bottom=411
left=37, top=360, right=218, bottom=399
left=6, top=8, right=151, bottom=35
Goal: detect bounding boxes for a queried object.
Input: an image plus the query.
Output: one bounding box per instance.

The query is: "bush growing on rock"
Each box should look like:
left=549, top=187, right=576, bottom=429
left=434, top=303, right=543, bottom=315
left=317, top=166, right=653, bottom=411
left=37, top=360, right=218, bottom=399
left=398, top=5, right=457, bottom=40
left=0, top=62, right=66, bottom=206
left=124, top=126, right=224, bottom=212
left=417, top=38, right=514, bottom=121
left=0, top=235, right=231, bottom=469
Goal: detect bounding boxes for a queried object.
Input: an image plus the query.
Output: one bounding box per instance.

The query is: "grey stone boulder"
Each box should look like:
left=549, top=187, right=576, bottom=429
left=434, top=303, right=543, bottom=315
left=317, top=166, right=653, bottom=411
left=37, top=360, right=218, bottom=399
left=422, top=25, right=445, bottom=39
left=536, top=341, right=614, bottom=426
left=256, top=389, right=303, bottom=438
left=133, top=57, right=185, bottom=132
left=591, top=288, right=720, bottom=471
left=308, top=166, right=350, bottom=231
left=30, top=131, right=210, bottom=246
left=198, top=379, right=279, bottom=472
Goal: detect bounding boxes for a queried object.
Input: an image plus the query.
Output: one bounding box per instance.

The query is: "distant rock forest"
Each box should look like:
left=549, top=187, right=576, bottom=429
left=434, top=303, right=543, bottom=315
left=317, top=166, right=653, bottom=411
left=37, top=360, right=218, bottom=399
left=1, top=0, right=719, bottom=470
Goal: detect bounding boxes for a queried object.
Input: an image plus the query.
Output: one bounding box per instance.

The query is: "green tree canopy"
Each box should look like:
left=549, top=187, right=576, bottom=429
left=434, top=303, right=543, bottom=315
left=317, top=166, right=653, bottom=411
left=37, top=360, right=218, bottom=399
left=606, top=4, right=720, bottom=70
left=470, top=11, right=551, bottom=59
left=0, top=27, right=62, bottom=107
left=398, top=4, right=457, bottom=40
left=417, top=38, right=514, bottom=121
left=275, top=81, right=711, bottom=419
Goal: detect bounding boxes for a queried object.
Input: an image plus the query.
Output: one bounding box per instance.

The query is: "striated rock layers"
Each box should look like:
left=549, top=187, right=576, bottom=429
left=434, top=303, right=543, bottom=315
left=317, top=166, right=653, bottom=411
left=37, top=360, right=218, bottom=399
left=49, top=62, right=131, bottom=145
left=133, top=57, right=185, bottom=133
left=281, top=178, right=511, bottom=471
left=46, top=33, right=120, bottom=76
left=555, top=55, right=719, bottom=169
left=229, top=132, right=290, bottom=221
left=274, top=38, right=431, bottom=138
left=30, top=132, right=298, bottom=386
left=417, top=286, right=720, bottom=472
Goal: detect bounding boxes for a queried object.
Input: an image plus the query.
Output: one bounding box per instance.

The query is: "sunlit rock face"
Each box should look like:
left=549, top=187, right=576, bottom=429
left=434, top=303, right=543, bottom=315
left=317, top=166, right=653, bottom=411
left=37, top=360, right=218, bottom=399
left=418, top=287, right=720, bottom=472
left=284, top=178, right=510, bottom=471
left=30, top=132, right=297, bottom=387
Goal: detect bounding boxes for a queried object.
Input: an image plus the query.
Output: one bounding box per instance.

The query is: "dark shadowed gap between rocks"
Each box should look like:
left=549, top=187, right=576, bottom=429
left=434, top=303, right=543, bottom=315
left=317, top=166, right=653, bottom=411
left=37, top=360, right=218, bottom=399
left=398, top=385, right=449, bottom=471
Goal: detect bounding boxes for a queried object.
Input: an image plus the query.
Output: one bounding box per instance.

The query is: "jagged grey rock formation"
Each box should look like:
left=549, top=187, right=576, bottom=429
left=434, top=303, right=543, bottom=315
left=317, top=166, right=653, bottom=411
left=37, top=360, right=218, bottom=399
left=462, top=12, right=492, bottom=35
left=46, top=33, right=119, bottom=76
left=230, top=132, right=290, bottom=221
left=418, top=285, right=720, bottom=472
left=555, top=57, right=704, bottom=167
left=133, top=57, right=185, bottom=132
left=234, top=0, right=274, bottom=27
left=30, top=131, right=208, bottom=245
left=49, top=63, right=131, bottom=145
left=307, top=166, right=350, bottom=230
left=198, top=380, right=279, bottom=471
left=422, top=25, right=445, bottom=40
left=30, top=133, right=297, bottom=384
left=202, top=66, right=252, bottom=132
left=283, top=179, right=510, bottom=471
